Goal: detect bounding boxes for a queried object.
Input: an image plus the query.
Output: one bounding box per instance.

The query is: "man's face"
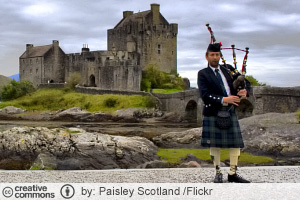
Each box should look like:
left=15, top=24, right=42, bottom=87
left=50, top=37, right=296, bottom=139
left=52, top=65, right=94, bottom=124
left=206, top=52, right=220, bottom=68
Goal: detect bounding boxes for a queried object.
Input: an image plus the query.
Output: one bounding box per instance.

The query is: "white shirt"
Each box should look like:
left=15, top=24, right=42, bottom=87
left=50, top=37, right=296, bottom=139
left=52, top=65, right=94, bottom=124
left=209, top=65, right=231, bottom=96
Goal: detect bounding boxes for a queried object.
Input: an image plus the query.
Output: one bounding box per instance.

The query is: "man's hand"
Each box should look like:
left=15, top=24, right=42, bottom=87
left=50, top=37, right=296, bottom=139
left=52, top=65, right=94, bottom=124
left=237, top=89, right=247, bottom=98
left=223, top=96, right=241, bottom=106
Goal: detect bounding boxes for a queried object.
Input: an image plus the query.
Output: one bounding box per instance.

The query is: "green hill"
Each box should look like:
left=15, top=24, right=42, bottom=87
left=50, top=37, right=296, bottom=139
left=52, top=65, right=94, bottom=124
left=0, top=75, right=12, bottom=91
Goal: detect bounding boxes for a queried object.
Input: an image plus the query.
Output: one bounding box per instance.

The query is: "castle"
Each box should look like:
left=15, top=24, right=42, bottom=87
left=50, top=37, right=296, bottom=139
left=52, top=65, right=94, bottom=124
left=19, top=4, right=178, bottom=91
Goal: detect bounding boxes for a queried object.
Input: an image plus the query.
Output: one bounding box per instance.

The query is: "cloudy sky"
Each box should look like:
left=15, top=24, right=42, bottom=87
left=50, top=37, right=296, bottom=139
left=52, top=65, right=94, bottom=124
left=1, top=0, right=299, bottom=87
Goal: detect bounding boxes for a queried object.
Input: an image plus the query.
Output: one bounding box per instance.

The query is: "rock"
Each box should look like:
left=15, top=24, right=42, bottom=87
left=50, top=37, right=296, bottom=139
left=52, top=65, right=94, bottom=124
left=178, top=161, right=201, bottom=168
left=136, top=160, right=169, bottom=168
left=30, top=152, right=57, bottom=170
left=52, top=107, right=91, bottom=121
left=158, top=112, right=183, bottom=123
left=239, top=113, right=300, bottom=160
left=0, top=106, right=26, bottom=114
left=117, top=108, right=164, bottom=119
left=152, top=128, right=202, bottom=148
left=116, top=108, right=141, bottom=118
left=0, top=127, right=159, bottom=170
left=180, top=154, right=213, bottom=168
left=153, top=112, right=300, bottom=164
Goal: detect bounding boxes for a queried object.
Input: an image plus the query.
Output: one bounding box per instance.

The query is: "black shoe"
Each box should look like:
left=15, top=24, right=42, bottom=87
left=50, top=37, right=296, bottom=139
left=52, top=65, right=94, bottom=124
left=214, top=173, right=223, bottom=183
left=228, top=173, right=250, bottom=183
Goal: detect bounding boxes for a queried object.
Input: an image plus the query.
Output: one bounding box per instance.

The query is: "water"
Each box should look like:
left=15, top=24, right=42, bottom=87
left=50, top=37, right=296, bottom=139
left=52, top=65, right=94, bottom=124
left=0, top=120, right=199, bottom=139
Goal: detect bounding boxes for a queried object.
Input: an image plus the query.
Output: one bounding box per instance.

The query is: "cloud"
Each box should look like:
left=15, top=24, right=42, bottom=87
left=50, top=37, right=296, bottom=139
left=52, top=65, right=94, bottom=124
left=22, top=2, right=58, bottom=17
left=0, top=0, right=299, bottom=88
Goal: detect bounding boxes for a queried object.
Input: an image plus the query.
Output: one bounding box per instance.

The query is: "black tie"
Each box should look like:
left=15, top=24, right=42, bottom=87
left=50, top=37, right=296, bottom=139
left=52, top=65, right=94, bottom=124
left=215, top=68, right=227, bottom=96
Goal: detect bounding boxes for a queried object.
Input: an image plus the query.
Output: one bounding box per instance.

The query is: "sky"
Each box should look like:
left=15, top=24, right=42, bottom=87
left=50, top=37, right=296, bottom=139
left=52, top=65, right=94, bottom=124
left=1, top=0, right=300, bottom=87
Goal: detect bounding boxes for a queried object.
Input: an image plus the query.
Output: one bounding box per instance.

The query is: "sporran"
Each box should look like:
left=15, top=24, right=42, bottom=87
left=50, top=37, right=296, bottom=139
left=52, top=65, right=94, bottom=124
left=215, top=106, right=233, bottom=129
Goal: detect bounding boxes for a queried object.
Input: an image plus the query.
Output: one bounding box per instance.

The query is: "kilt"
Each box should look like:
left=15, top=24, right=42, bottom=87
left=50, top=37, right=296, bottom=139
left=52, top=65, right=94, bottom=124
left=201, top=107, right=244, bottom=148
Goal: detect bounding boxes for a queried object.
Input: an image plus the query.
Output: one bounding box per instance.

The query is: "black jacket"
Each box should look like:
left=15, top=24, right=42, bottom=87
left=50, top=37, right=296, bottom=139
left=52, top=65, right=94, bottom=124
left=197, top=65, right=250, bottom=116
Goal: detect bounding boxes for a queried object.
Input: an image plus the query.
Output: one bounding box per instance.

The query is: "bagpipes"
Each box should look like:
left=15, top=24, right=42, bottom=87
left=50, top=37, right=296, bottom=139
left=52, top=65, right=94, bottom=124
left=206, top=24, right=249, bottom=92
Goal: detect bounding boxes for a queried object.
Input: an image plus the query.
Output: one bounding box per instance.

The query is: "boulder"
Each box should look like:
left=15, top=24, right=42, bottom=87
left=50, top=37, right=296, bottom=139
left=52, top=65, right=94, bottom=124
left=152, top=112, right=300, bottom=163
left=52, top=107, right=91, bottom=121
left=158, top=112, right=184, bottom=123
left=30, top=152, right=57, bottom=170
left=178, top=161, right=201, bottom=168
left=239, top=112, right=300, bottom=159
left=152, top=128, right=202, bottom=148
left=116, top=108, right=164, bottom=119
left=0, top=106, right=26, bottom=114
left=0, top=127, right=159, bottom=170
left=180, top=154, right=214, bottom=168
left=136, top=160, right=170, bottom=169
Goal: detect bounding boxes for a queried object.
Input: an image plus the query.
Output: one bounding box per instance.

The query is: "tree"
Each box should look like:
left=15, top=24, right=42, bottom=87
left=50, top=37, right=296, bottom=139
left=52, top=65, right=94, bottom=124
left=0, top=80, right=36, bottom=101
left=246, top=75, right=266, bottom=86
left=141, top=64, right=185, bottom=91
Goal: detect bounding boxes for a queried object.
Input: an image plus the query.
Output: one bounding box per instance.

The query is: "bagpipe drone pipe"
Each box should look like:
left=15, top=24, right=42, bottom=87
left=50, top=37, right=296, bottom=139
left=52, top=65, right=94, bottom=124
left=206, top=24, right=250, bottom=93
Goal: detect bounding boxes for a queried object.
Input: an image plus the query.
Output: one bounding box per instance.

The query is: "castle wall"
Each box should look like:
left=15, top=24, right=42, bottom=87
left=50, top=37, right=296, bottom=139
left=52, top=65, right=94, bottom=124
left=19, top=56, right=43, bottom=87
left=142, top=24, right=177, bottom=73
left=43, top=46, right=65, bottom=83
left=253, top=86, right=300, bottom=114
left=107, top=4, right=178, bottom=74
left=64, top=50, right=141, bottom=91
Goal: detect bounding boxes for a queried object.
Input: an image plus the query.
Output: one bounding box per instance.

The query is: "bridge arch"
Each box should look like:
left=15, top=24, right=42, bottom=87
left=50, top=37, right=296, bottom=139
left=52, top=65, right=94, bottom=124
left=184, top=100, right=198, bottom=123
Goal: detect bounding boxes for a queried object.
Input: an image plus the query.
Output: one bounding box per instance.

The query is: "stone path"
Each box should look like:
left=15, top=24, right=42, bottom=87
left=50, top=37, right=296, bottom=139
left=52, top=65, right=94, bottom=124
left=1, top=166, right=299, bottom=183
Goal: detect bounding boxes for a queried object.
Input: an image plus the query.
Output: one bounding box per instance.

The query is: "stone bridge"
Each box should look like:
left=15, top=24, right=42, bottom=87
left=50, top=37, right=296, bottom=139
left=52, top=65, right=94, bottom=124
left=152, top=86, right=300, bottom=124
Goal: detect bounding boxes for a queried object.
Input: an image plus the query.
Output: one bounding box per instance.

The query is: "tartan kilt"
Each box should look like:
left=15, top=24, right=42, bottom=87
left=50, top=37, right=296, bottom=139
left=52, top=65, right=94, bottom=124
left=201, top=108, right=244, bottom=148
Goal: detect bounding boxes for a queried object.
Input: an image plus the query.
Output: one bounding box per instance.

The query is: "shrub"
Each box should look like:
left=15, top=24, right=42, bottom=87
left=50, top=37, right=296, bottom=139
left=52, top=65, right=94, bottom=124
left=104, top=97, right=119, bottom=107
left=141, top=79, right=151, bottom=92
left=0, top=80, right=35, bottom=101
left=144, top=96, right=157, bottom=108
left=246, top=75, right=266, bottom=86
left=64, top=72, right=81, bottom=90
left=141, top=65, right=184, bottom=91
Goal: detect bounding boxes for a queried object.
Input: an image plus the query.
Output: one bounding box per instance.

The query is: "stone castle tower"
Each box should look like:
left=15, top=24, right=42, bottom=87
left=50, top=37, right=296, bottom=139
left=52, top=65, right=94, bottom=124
left=108, top=4, right=178, bottom=73
left=19, top=4, right=178, bottom=91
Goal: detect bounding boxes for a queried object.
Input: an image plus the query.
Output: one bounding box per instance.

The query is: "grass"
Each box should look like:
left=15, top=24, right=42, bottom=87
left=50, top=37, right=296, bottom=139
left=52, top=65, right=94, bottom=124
left=30, top=164, right=53, bottom=170
left=157, top=148, right=274, bottom=164
left=152, top=88, right=183, bottom=93
left=297, top=109, right=300, bottom=122
left=0, top=88, right=156, bottom=113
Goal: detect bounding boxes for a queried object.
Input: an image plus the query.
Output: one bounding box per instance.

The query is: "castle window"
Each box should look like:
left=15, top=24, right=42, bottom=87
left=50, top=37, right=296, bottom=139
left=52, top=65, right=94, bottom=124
left=30, top=59, right=32, bottom=64
left=172, top=51, right=174, bottom=55
left=36, top=58, right=38, bottom=63
left=36, top=68, right=38, bottom=73
left=158, top=44, right=161, bottom=54
left=127, top=25, right=132, bottom=34
left=30, top=68, right=32, bottom=74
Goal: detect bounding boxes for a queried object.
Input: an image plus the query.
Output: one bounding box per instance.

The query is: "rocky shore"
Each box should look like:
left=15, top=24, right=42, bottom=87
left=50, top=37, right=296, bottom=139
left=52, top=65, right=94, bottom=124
left=0, top=106, right=300, bottom=170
